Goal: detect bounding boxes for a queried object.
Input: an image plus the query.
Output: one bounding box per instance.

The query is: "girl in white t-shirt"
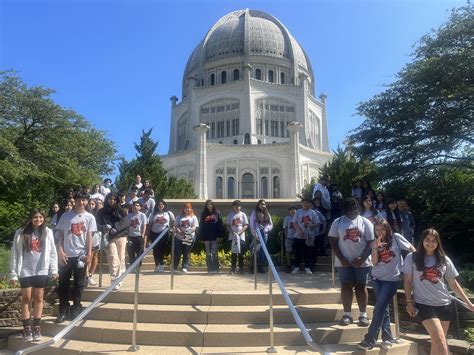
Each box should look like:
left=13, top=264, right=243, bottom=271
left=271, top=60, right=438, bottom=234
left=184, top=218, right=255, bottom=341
left=148, top=199, right=175, bottom=272
left=403, top=229, right=474, bottom=355
left=174, top=203, right=199, bottom=273
left=8, top=209, right=58, bottom=342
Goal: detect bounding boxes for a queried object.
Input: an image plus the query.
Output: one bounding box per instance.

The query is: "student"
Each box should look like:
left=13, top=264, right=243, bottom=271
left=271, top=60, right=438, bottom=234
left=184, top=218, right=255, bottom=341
left=199, top=200, right=223, bottom=273
left=85, top=199, right=101, bottom=287
left=226, top=200, right=249, bottom=274
left=360, top=195, right=382, bottom=225
left=358, top=219, right=415, bottom=350
left=90, top=184, right=105, bottom=202
left=312, top=197, right=328, bottom=259
left=403, top=229, right=474, bottom=355
left=128, top=175, right=142, bottom=193
left=100, top=178, right=112, bottom=197
left=48, top=202, right=60, bottom=228
left=283, top=206, right=297, bottom=273
left=351, top=180, right=364, bottom=203
left=386, top=199, right=402, bottom=234
left=55, top=191, right=97, bottom=323
left=291, top=198, right=321, bottom=275
left=8, top=209, right=58, bottom=342
left=397, top=198, right=416, bottom=244
left=138, top=188, right=155, bottom=223
left=249, top=199, right=273, bottom=273
left=106, top=203, right=129, bottom=290
left=148, top=199, right=175, bottom=272
left=329, top=198, right=374, bottom=327
left=174, top=203, right=199, bottom=273
left=375, top=192, right=386, bottom=213
left=312, top=176, right=331, bottom=219
left=126, top=186, right=140, bottom=210
left=127, top=200, right=147, bottom=266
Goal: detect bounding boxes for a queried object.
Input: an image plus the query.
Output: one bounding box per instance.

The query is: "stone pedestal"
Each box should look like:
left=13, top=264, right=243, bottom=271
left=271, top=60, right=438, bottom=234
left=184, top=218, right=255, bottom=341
left=193, top=123, right=209, bottom=199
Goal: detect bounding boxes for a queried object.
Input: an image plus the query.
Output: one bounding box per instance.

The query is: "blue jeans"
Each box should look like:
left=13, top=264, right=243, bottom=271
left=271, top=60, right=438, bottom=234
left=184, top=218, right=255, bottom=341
left=173, top=238, right=194, bottom=270
left=364, top=279, right=398, bottom=345
left=250, top=229, right=268, bottom=266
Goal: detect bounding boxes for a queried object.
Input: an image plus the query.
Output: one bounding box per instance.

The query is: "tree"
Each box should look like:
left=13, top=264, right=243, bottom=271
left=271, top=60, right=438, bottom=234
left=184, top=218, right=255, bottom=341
left=116, top=129, right=195, bottom=199
left=350, top=5, right=474, bottom=178
left=0, top=70, right=116, bottom=244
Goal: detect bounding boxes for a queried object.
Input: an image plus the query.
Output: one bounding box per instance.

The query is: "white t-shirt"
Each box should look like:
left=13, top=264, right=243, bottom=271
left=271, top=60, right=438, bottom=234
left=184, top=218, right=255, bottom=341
left=56, top=210, right=97, bottom=257
left=402, top=253, right=459, bottom=306
left=291, top=209, right=321, bottom=239
left=176, top=215, right=199, bottom=241
left=150, top=211, right=175, bottom=233
left=90, top=192, right=105, bottom=202
left=283, top=215, right=296, bottom=240
left=371, top=233, right=412, bottom=281
left=128, top=212, right=147, bottom=237
left=138, top=197, right=155, bottom=222
left=328, top=215, right=375, bottom=267
left=226, top=211, right=249, bottom=241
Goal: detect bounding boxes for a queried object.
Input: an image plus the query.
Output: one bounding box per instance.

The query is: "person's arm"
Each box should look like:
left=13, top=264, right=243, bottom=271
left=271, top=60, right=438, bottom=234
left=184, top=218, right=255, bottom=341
left=404, top=270, right=417, bottom=317
left=141, top=215, right=147, bottom=246
left=84, top=231, right=93, bottom=266
left=447, top=277, right=474, bottom=312
left=371, top=240, right=379, bottom=266
left=352, top=242, right=373, bottom=268
left=47, top=228, right=59, bottom=278
left=329, top=237, right=350, bottom=267
left=8, top=230, right=21, bottom=284
left=396, top=233, right=416, bottom=252
left=57, top=229, right=68, bottom=266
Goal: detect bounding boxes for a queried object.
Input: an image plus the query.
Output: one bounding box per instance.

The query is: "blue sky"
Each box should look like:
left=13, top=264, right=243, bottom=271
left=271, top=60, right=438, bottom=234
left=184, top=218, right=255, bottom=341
left=1, top=0, right=464, bottom=176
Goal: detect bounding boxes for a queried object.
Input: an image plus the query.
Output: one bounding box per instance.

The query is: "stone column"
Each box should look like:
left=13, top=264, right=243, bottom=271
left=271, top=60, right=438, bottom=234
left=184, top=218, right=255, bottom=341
left=287, top=121, right=303, bottom=198
left=193, top=123, right=209, bottom=199
left=319, top=93, right=330, bottom=152
left=169, top=96, right=178, bottom=153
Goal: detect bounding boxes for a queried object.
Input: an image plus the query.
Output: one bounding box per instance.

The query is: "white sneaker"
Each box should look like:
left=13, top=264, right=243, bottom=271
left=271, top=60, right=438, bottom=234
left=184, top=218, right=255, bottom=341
left=113, top=282, right=122, bottom=291
left=154, top=266, right=160, bottom=273
left=182, top=268, right=188, bottom=273
left=291, top=267, right=300, bottom=274
left=158, top=265, right=165, bottom=272
left=380, top=340, right=393, bottom=350
left=304, top=268, right=313, bottom=275
left=87, top=276, right=98, bottom=286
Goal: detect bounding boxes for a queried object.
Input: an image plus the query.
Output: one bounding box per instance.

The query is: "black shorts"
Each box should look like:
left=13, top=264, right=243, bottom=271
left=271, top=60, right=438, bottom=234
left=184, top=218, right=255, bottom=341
left=19, top=275, right=49, bottom=288
left=415, top=302, right=454, bottom=322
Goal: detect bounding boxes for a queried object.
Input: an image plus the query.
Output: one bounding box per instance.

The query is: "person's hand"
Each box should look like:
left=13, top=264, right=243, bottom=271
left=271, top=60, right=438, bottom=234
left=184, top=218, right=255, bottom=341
left=374, top=237, right=383, bottom=249
left=83, top=254, right=92, bottom=266
left=58, top=250, right=68, bottom=266
left=340, top=258, right=351, bottom=268
left=351, top=257, right=364, bottom=268
left=9, top=279, right=17, bottom=287
left=51, top=273, right=59, bottom=281
left=468, top=302, right=474, bottom=312
left=406, top=303, right=416, bottom=317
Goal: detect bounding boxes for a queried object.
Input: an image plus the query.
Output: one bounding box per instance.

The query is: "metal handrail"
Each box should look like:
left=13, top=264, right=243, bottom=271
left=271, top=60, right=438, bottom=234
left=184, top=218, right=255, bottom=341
left=255, top=229, right=331, bottom=355
left=16, top=227, right=170, bottom=355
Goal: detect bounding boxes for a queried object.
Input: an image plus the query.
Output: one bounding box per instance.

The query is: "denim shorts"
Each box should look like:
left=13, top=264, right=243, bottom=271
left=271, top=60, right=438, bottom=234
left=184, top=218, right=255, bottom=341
left=285, top=238, right=294, bottom=253
left=337, top=266, right=371, bottom=284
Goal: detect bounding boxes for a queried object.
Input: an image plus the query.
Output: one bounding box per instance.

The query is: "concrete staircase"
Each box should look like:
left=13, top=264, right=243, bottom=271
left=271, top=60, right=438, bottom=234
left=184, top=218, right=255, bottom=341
left=7, top=266, right=418, bottom=354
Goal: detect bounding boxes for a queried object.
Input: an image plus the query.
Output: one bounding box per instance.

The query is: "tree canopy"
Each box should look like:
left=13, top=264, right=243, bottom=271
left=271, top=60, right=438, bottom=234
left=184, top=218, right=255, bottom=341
left=350, top=5, right=473, bottom=178
left=115, top=128, right=195, bottom=199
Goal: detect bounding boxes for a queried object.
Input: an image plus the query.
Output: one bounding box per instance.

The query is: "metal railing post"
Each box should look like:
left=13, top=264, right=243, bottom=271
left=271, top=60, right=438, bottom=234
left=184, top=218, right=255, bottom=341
left=392, top=293, right=400, bottom=339
left=129, top=264, right=141, bottom=351
left=267, top=267, right=276, bottom=353
left=170, top=230, right=175, bottom=290
left=254, top=233, right=258, bottom=290
left=331, top=250, right=335, bottom=288
left=280, top=231, right=284, bottom=266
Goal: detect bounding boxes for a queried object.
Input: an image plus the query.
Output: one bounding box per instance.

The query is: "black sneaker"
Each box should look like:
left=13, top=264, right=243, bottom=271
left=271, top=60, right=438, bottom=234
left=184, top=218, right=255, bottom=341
left=32, top=326, right=42, bottom=342
left=338, top=315, right=353, bottom=326
left=358, top=315, right=370, bottom=327
left=22, top=326, right=33, bottom=342
left=55, top=312, right=68, bottom=324
left=357, top=340, right=374, bottom=350
left=229, top=269, right=236, bottom=274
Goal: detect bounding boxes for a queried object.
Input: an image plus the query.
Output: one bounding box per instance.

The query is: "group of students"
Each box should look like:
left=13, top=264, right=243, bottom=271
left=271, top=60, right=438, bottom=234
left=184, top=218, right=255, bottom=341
left=7, top=177, right=474, bottom=355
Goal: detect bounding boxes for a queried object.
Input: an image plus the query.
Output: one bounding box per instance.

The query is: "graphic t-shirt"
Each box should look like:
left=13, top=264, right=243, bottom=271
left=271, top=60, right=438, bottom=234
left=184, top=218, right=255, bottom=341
left=21, top=230, right=46, bottom=277
left=402, top=253, right=459, bottom=306
left=138, top=197, right=155, bottom=222
left=226, top=211, right=249, bottom=241
left=176, top=215, right=199, bottom=243
left=283, top=215, right=296, bottom=239
left=128, top=212, right=147, bottom=237
left=291, top=209, right=320, bottom=239
left=56, top=211, right=97, bottom=257
left=371, top=233, right=412, bottom=281
left=150, top=211, right=175, bottom=233
left=328, top=215, right=375, bottom=267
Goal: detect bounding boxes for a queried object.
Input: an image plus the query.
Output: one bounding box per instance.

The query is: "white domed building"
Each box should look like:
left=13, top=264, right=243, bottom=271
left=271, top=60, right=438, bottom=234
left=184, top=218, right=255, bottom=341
left=161, top=9, right=331, bottom=199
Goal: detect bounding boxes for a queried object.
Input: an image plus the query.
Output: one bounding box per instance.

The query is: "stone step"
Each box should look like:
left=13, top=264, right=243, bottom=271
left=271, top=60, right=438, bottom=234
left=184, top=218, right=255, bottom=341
left=7, top=335, right=418, bottom=355
left=20, top=317, right=395, bottom=347
left=81, top=289, right=343, bottom=305
left=83, top=302, right=374, bottom=324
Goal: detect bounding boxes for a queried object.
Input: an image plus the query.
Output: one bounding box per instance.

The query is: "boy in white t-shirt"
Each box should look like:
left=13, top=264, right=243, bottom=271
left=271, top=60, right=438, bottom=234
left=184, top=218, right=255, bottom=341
left=127, top=201, right=147, bottom=266
left=226, top=200, right=249, bottom=274
left=283, top=206, right=297, bottom=273
left=55, top=191, right=97, bottom=323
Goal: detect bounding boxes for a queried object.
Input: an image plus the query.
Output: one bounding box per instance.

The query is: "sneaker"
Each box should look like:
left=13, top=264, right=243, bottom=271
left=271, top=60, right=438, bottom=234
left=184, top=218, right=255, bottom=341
left=339, top=315, right=353, bottom=326
left=182, top=268, right=188, bottom=273
left=158, top=265, right=165, bottom=272
left=358, top=315, right=370, bottom=327
left=87, top=276, right=98, bottom=287
left=113, top=282, right=122, bottom=291
left=304, top=268, right=313, bottom=275
left=55, top=312, right=68, bottom=324
left=291, top=267, right=300, bottom=274
left=32, top=326, right=42, bottom=342
left=357, top=340, right=373, bottom=351
left=22, top=327, right=33, bottom=342
left=390, top=338, right=402, bottom=344
left=380, top=340, right=393, bottom=350
left=229, top=269, right=236, bottom=274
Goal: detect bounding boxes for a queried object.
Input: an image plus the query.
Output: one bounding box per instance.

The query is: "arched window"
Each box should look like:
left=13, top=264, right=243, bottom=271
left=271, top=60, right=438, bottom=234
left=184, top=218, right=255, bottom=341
left=261, top=177, right=268, bottom=198
left=255, top=69, right=262, bottom=80
left=216, top=177, right=223, bottom=198
left=227, top=177, right=235, bottom=199
left=257, top=139, right=262, bottom=144
left=241, top=173, right=255, bottom=199
left=233, top=69, right=240, bottom=81
left=268, top=70, right=274, bottom=83
left=273, top=176, right=280, bottom=198
left=280, top=72, right=285, bottom=84
left=210, top=73, right=215, bottom=86
left=244, top=133, right=250, bottom=145
left=233, top=139, right=238, bottom=145
left=221, top=71, right=227, bottom=84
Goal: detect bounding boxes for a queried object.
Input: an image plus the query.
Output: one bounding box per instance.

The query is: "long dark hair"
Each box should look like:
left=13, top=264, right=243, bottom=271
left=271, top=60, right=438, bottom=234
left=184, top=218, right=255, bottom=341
left=201, top=199, right=218, bottom=220
left=386, top=198, right=402, bottom=232
left=153, top=199, right=169, bottom=214
left=414, top=228, right=447, bottom=271
left=22, top=208, right=47, bottom=252
left=361, top=195, right=378, bottom=217
left=254, top=199, right=271, bottom=224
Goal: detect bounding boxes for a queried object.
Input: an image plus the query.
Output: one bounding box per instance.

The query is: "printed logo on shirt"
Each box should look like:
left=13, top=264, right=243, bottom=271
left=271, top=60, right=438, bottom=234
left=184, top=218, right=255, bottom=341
left=181, top=219, right=191, bottom=228
left=155, top=215, right=167, bottom=225
left=30, top=235, right=41, bottom=252
left=420, top=266, right=442, bottom=284
left=289, top=222, right=295, bottom=230
left=204, top=214, right=217, bottom=223
left=130, top=218, right=140, bottom=228
left=71, top=222, right=86, bottom=237
left=300, top=216, right=311, bottom=225
left=343, top=228, right=361, bottom=242
left=378, top=246, right=395, bottom=264
left=141, top=204, right=149, bottom=213
left=232, top=218, right=242, bottom=226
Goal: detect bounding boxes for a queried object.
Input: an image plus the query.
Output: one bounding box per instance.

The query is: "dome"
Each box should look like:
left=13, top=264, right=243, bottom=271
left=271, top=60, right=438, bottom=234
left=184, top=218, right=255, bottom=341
left=183, top=9, right=314, bottom=89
